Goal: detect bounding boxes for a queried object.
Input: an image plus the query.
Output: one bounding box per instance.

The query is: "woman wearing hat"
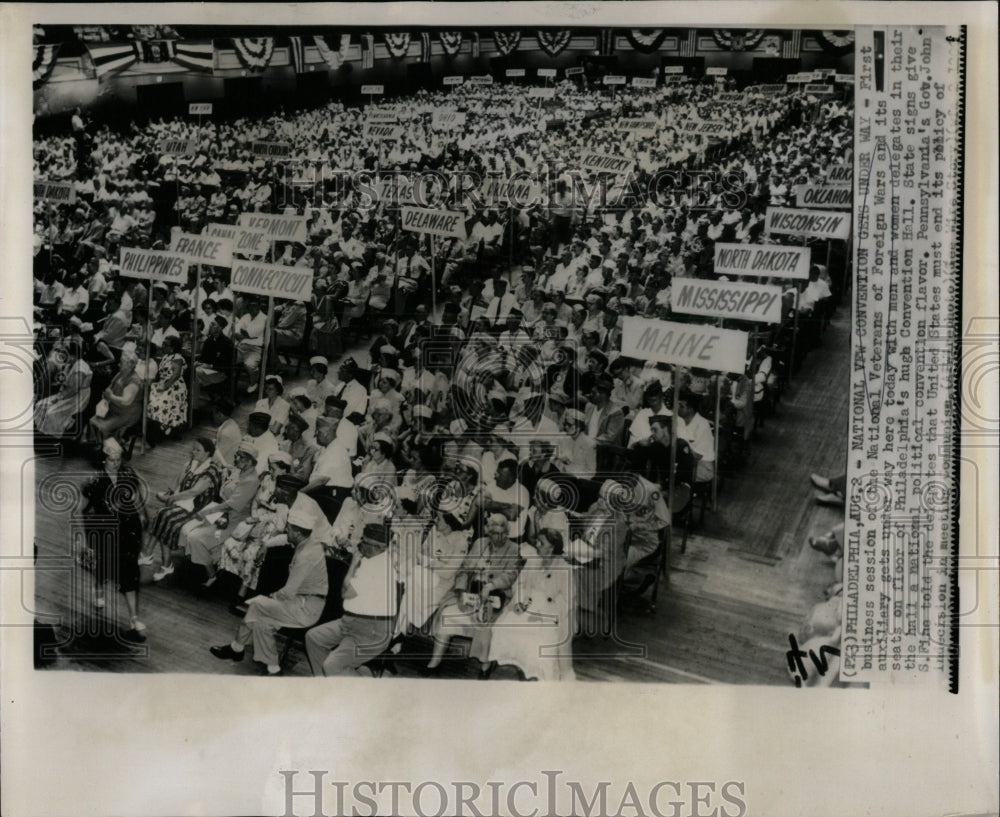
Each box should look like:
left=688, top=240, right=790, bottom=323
left=138, top=437, right=222, bottom=569
left=88, top=340, right=143, bottom=447
left=145, top=334, right=188, bottom=446
left=254, top=375, right=290, bottom=436
left=80, top=437, right=149, bottom=641
left=161, top=441, right=260, bottom=584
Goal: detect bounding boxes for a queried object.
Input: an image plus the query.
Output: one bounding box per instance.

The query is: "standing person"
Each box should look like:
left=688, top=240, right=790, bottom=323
left=80, top=437, right=148, bottom=641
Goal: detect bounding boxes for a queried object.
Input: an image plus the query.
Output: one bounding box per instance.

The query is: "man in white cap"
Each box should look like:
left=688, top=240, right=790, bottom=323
left=210, top=505, right=328, bottom=676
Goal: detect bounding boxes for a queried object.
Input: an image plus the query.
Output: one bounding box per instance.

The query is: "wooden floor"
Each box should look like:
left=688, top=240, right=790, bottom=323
left=32, top=314, right=851, bottom=685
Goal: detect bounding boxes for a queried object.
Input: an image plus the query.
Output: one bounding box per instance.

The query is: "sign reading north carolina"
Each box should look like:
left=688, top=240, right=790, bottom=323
left=618, top=118, right=658, bottom=132
left=250, top=141, right=293, bottom=158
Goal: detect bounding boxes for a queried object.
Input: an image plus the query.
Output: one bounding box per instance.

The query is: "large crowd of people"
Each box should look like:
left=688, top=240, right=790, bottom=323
left=35, top=72, right=853, bottom=678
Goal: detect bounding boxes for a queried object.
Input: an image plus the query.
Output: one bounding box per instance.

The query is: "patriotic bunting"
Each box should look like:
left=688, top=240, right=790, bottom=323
left=711, top=30, right=766, bottom=51
left=439, top=31, right=462, bottom=56
left=536, top=30, right=572, bottom=57
left=816, top=30, right=856, bottom=52
left=132, top=40, right=176, bottom=63
left=383, top=32, right=411, bottom=58
left=625, top=29, right=669, bottom=53
left=86, top=42, right=138, bottom=78
left=493, top=31, right=521, bottom=56
left=33, top=44, right=61, bottom=89
left=314, top=34, right=351, bottom=70
left=173, top=41, right=214, bottom=72
left=232, top=37, right=275, bottom=71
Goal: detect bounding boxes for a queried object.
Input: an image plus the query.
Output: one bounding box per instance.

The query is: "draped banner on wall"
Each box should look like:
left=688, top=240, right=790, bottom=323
left=313, top=34, right=351, bottom=70
left=711, top=29, right=767, bottom=51
left=439, top=31, right=462, bottom=56
left=87, top=40, right=213, bottom=78
left=816, top=30, right=857, bottom=52
left=419, top=32, right=431, bottom=64
left=383, top=32, right=411, bottom=58
left=288, top=36, right=306, bottom=73
left=625, top=29, right=669, bottom=53
left=361, top=34, right=375, bottom=69
left=232, top=37, right=274, bottom=71
left=493, top=31, right=521, bottom=56
left=536, top=30, right=572, bottom=57
left=33, top=44, right=61, bottom=89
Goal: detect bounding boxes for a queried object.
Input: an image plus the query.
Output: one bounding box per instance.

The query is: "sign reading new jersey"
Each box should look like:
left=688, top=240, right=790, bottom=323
left=169, top=231, right=234, bottom=267
left=361, top=84, right=384, bottom=95
left=401, top=206, right=467, bottom=239
left=580, top=152, right=634, bottom=176
left=250, top=141, right=292, bottom=159
left=671, top=277, right=784, bottom=324
left=364, top=123, right=404, bottom=140
left=119, top=247, right=189, bottom=283
left=794, top=184, right=853, bottom=209
left=765, top=206, right=852, bottom=240
left=237, top=213, right=308, bottom=242
left=618, top=118, right=658, bottom=132
left=603, top=75, right=626, bottom=86
left=622, top=317, right=749, bottom=373
left=34, top=181, right=77, bottom=203
left=188, top=103, right=213, bottom=115
left=231, top=261, right=314, bottom=301
left=158, top=139, right=197, bottom=156
left=682, top=120, right=728, bottom=137
left=431, top=111, right=467, bottom=129
left=713, top=243, right=812, bottom=279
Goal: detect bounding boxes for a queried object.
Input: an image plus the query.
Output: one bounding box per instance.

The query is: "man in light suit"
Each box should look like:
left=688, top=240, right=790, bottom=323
left=210, top=506, right=328, bottom=676
left=584, top=375, right=625, bottom=473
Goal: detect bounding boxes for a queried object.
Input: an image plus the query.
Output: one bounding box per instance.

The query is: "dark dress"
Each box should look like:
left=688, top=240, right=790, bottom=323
left=81, top=466, right=145, bottom=593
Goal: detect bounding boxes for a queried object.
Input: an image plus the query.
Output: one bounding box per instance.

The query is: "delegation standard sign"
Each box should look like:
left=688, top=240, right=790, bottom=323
left=621, top=316, right=749, bottom=373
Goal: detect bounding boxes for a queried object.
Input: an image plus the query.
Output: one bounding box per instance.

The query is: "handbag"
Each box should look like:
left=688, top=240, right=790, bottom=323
left=94, top=399, right=109, bottom=418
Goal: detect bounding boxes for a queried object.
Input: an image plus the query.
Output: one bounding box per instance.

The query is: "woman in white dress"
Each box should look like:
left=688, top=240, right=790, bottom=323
left=396, top=511, right=471, bottom=635
left=488, top=529, right=577, bottom=681
left=34, top=339, right=91, bottom=437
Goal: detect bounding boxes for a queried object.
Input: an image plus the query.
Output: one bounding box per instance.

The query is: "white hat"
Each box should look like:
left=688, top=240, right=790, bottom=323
left=286, top=507, right=315, bottom=530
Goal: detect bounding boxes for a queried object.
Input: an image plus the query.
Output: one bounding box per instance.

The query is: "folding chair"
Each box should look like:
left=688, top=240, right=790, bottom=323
left=277, top=553, right=349, bottom=669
